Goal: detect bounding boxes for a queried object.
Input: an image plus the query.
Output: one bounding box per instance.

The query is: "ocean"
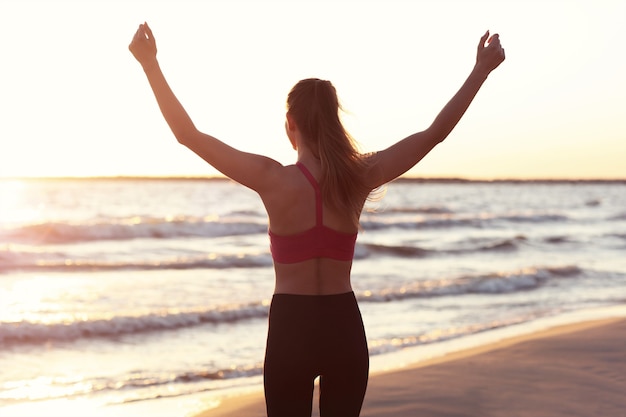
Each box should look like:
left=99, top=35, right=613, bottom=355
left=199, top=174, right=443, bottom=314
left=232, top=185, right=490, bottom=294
left=1, top=177, right=625, bottom=416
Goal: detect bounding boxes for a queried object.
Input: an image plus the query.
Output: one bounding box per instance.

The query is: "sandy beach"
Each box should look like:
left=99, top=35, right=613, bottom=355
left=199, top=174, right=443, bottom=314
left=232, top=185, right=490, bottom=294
left=195, top=318, right=626, bottom=417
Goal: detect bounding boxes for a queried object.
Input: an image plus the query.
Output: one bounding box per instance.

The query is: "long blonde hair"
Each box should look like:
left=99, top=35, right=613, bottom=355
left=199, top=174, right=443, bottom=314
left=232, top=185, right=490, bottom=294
left=287, top=78, right=372, bottom=228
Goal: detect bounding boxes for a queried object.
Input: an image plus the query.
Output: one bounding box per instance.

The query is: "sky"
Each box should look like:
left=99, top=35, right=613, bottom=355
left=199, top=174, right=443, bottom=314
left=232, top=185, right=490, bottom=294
left=0, top=0, right=624, bottom=180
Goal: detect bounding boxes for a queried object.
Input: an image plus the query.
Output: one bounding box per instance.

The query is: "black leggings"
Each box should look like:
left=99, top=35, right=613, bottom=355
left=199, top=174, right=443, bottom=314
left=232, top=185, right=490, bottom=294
left=264, top=292, right=369, bottom=417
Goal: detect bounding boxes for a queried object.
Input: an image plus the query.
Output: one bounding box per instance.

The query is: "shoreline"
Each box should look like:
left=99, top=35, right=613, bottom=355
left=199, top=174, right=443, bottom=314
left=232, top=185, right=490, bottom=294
left=193, top=306, right=626, bottom=417
left=2, top=307, right=624, bottom=417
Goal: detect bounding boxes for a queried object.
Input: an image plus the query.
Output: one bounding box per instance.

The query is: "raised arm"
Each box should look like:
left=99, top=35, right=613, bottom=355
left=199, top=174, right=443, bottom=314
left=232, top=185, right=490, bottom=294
left=368, top=31, right=505, bottom=188
left=128, top=23, right=282, bottom=192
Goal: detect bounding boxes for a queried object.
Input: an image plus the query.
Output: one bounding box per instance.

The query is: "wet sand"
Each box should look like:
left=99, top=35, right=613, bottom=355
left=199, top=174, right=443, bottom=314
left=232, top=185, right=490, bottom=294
left=194, top=318, right=626, bottom=417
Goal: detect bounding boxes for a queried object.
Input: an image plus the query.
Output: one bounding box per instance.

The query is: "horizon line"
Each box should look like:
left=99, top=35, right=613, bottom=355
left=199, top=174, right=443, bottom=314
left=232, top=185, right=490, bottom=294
left=2, top=175, right=625, bottom=183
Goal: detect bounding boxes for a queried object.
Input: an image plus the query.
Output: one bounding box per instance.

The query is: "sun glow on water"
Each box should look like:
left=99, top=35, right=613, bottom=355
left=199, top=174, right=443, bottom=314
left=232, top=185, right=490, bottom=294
left=0, top=398, right=111, bottom=417
left=1, top=276, right=90, bottom=325
left=0, top=180, right=43, bottom=226
left=0, top=375, right=96, bottom=402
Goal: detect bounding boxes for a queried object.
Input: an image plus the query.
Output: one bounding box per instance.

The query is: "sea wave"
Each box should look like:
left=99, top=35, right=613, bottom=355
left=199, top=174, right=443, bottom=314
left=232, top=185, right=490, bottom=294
left=0, top=310, right=556, bottom=405
left=0, top=314, right=543, bottom=404
left=0, top=266, right=584, bottom=347
left=0, top=235, right=524, bottom=273
left=0, top=302, right=270, bottom=347
left=0, top=363, right=264, bottom=403
left=610, top=212, right=626, bottom=221
left=358, top=265, right=583, bottom=302
left=378, top=205, right=454, bottom=215
left=0, top=234, right=569, bottom=273
left=0, top=216, right=268, bottom=245
left=367, top=315, right=533, bottom=356
left=0, top=210, right=573, bottom=246
left=361, top=235, right=527, bottom=258
left=360, top=211, right=569, bottom=231
left=0, top=249, right=274, bottom=273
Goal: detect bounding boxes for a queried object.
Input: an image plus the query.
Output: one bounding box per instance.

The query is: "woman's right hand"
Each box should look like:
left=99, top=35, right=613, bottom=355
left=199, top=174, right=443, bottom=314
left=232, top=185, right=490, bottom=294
left=475, top=30, right=505, bottom=75
left=129, top=22, right=158, bottom=70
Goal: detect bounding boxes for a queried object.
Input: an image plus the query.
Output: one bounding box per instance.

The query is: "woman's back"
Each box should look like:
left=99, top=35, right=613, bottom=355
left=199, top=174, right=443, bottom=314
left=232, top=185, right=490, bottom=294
left=263, top=161, right=368, bottom=295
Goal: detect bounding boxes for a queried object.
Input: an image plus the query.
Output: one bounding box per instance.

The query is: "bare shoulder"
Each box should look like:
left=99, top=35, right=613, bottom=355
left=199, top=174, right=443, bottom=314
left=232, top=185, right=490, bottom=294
left=256, top=163, right=303, bottom=201
left=259, top=164, right=314, bottom=232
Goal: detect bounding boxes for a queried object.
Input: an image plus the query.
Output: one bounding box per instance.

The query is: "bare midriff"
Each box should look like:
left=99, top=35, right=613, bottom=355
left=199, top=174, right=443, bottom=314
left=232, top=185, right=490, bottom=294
left=272, top=258, right=353, bottom=295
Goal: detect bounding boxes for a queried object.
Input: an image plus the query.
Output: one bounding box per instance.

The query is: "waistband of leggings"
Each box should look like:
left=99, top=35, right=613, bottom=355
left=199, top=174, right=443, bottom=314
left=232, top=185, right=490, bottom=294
left=272, top=291, right=354, bottom=300
left=271, top=291, right=357, bottom=307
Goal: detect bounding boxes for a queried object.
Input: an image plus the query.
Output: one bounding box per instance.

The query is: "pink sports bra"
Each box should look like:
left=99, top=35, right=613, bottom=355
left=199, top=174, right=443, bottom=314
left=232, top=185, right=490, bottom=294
left=269, top=163, right=358, bottom=264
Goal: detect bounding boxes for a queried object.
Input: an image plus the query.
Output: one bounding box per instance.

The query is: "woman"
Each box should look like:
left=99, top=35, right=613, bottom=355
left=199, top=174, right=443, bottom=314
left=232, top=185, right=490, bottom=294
left=129, top=23, right=504, bottom=417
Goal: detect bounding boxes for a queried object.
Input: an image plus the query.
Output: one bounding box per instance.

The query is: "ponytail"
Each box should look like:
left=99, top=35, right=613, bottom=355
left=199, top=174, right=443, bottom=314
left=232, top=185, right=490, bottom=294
left=287, top=78, right=372, bottom=227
